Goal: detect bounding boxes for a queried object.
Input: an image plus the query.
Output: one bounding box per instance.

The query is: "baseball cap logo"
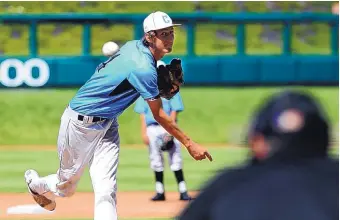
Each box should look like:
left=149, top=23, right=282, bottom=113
left=143, top=11, right=181, bottom=33
left=276, top=109, right=304, bottom=133
left=162, top=15, right=171, bottom=23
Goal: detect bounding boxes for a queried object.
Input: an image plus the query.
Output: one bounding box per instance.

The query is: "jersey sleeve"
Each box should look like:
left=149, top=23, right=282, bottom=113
left=134, top=97, right=146, bottom=114
left=170, top=92, right=184, bottom=112
left=127, top=66, right=159, bottom=100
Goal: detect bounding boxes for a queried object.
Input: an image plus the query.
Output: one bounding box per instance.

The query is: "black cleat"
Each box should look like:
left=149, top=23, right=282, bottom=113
left=151, top=193, right=165, bottom=201
left=180, top=192, right=193, bottom=201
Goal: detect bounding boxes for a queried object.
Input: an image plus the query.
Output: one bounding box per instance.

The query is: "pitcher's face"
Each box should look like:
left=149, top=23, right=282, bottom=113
left=154, top=27, right=175, bottom=53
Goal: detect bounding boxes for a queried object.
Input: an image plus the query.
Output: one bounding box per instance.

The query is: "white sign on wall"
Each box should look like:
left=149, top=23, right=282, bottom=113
left=0, top=58, right=50, bottom=87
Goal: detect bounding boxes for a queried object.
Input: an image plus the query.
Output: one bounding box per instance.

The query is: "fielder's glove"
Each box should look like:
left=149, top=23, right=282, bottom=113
left=157, top=58, right=184, bottom=100
left=159, top=134, right=175, bottom=151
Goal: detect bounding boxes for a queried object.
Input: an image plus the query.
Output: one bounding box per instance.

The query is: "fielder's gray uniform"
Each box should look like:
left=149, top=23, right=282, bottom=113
left=135, top=93, right=184, bottom=172
left=134, top=93, right=189, bottom=195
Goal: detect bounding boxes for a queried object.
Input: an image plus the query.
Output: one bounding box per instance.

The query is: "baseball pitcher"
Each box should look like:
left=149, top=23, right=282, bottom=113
left=23, top=11, right=212, bottom=220
left=134, top=86, right=192, bottom=201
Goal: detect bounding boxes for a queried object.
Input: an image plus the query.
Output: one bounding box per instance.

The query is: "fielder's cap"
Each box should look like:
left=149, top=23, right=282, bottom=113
left=247, top=90, right=330, bottom=152
left=143, top=11, right=181, bottom=33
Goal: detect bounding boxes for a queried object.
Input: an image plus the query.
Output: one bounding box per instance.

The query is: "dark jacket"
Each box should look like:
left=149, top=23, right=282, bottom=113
left=178, top=155, right=339, bottom=220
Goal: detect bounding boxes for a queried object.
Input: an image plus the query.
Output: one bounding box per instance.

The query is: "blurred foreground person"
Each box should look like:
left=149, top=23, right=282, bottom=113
left=178, top=90, right=339, bottom=220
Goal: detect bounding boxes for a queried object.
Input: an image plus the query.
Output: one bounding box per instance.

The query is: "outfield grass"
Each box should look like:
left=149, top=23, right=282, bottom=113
left=0, top=146, right=337, bottom=220
left=0, top=87, right=338, bottom=145
left=0, top=86, right=337, bottom=220
left=1, top=146, right=338, bottom=193
left=0, top=147, right=249, bottom=193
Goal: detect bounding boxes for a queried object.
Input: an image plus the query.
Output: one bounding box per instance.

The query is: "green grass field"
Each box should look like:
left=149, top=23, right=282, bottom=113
left=0, top=147, right=249, bottom=193
left=0, top=146, right=338, bottom=220
left=0, top=87, right=338, bottom=146
left=1, top=146, right=338, bottom=193
left=0, top=147, right=248, bottom=220
left=1, top=146, right=338, bottom=220
left=0, top=87, right=338, bottom=220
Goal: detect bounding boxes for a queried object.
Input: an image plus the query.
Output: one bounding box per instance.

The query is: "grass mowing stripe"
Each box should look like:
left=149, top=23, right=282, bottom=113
left=0, top=147, right=248, bottom=193
left=0, top=146, right=337, bottom=192
left=0, top=87, right=338, bottom=145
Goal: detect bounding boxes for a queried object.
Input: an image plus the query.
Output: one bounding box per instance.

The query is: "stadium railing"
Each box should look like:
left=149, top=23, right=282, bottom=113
left=0, top=13, right=338, bottom=87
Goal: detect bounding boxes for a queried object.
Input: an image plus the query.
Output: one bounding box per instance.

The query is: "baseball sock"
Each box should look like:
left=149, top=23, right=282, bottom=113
left=174, top=170, right=187, bottom=193
left=154, top=171, right=164, bottom=194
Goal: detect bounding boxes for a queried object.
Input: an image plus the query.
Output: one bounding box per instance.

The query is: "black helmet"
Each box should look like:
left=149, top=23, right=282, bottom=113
left=247, top=90, right=330, bottom=157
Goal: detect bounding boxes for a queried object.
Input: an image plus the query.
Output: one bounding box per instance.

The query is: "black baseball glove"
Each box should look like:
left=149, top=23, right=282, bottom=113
left=160, top=134, right=175, bottom=151
left=157, top=58, right=184, bottom=100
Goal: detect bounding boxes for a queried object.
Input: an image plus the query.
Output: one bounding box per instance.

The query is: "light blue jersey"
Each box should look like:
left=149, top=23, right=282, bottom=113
left=69, top=40, right=159, bottom=118
left=134, top=92, right=184, bottom=126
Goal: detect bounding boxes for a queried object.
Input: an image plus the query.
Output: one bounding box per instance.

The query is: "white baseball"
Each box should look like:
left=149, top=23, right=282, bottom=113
left=102, top=41, right=119, bottom=57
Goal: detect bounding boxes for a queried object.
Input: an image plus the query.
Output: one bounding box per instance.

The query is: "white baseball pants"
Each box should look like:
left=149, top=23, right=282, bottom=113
left=38, top=106, right=120, bottom=220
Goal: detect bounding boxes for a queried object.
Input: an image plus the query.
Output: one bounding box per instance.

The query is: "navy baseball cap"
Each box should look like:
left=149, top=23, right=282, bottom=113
left=247, top=90, right=330, bottom=154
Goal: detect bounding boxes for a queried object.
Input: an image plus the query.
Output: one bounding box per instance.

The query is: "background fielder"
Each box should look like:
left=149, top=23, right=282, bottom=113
left=134, top=79, right=192, bottom=201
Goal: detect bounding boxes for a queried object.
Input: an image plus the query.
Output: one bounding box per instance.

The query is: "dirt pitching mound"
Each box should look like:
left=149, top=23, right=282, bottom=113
left=0, top=191, right=198, bottom=219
